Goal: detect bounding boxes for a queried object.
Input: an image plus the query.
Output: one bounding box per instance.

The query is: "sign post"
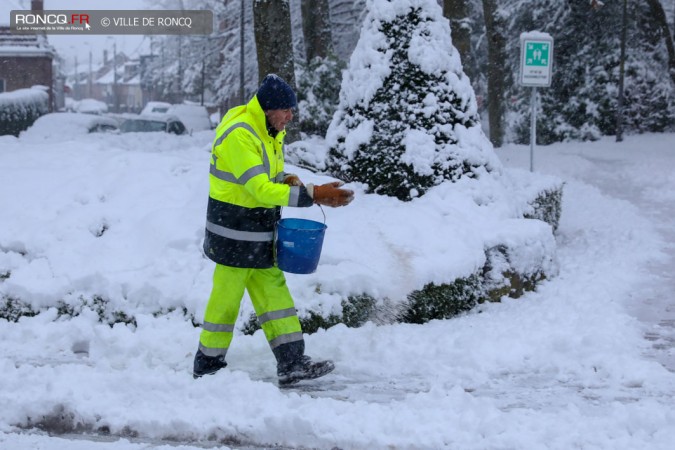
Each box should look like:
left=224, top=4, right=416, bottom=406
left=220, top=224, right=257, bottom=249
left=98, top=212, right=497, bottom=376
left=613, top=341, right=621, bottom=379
left=519, top=32, right=553, bottom=172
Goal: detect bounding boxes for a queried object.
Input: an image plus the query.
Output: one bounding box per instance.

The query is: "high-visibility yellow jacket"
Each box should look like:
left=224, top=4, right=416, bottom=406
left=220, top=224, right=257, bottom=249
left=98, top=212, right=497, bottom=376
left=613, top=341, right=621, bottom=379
left=203, top=96, right=313, bottom=268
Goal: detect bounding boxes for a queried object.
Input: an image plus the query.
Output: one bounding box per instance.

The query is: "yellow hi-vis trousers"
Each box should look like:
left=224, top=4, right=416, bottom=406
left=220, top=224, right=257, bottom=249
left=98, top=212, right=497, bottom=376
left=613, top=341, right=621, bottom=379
left=198, top=264, right=304, bottom=359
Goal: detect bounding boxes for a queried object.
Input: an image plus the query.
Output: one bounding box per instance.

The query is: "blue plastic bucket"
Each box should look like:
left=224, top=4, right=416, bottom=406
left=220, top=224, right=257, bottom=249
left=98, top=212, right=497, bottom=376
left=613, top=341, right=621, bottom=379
left=276, top=218, right=327, bottom=274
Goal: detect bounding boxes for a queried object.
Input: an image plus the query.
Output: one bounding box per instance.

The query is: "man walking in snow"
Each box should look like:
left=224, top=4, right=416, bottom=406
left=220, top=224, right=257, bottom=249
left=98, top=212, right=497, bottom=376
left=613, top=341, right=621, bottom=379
left=193, top=74, right=354, bottom=385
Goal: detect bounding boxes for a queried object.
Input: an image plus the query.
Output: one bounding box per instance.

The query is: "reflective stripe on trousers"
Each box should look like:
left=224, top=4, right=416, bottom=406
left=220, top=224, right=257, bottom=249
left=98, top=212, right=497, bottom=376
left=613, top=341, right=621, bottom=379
left=198, top=264, right=304, bottom=358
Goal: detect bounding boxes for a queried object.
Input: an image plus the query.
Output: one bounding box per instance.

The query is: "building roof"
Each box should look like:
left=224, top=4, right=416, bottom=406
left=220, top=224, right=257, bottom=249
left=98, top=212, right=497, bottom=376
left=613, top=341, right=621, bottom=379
left=0, top=0, right=56, bottom=57
left=122, top=74, right=140, bottom=85
left=0, top=28, right=55, bottom=57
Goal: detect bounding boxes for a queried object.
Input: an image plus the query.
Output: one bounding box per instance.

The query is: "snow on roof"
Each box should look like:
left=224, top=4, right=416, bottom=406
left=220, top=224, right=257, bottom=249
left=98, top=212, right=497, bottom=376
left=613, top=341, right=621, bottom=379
left=0, top=24, right=55, bottom=56
left=95, top=67, right=124, bottom=85
left=0, top=44, right=52, bottom=56
left=122, top=74, right=140, bottom=85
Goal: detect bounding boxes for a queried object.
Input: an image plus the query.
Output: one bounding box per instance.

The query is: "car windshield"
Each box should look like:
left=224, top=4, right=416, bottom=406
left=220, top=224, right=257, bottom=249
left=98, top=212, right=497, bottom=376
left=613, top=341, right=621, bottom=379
left=89, top=123, right=118, bottom=133
left=120, top=119, right=167, bottom=133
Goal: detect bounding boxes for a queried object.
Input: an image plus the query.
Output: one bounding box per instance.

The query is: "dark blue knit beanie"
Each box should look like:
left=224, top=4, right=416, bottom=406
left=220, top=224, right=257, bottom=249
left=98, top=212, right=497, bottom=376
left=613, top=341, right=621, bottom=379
left=256, top=74, right=297, bottom=111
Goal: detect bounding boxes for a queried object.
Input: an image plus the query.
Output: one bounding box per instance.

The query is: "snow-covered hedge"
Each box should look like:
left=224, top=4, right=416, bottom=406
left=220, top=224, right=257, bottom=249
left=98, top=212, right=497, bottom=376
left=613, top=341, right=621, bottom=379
left=242, top=172, right=563, bottom=333
left=240, top=213, right=559, bottom=333
left=0, top=87, right=49, bottom=137
left=0, top=133, right=563, bottom=334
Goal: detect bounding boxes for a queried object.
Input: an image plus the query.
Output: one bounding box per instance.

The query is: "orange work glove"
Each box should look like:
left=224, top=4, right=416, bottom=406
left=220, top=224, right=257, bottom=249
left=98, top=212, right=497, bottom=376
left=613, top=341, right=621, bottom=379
left=310, top=181, right=354, bottom=207
left=282, top=174, right=303, bottom=186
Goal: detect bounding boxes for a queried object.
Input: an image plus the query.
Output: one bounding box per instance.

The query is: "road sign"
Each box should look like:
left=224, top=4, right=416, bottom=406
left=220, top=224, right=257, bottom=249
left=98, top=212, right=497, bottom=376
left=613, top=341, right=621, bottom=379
left=519, top=33, right=553, bottom=87
left=519, top=32, right=553, bottom=172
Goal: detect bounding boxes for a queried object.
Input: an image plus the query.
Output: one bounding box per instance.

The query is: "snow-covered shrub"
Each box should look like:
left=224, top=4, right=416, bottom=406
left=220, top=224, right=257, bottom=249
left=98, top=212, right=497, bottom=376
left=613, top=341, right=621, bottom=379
left=325, top=0, right=499, bottom=201
left=390, top=214, right=558, bottom=323
left=402, top=277, right=482, bottom=324
left=286, top=171, right=562, bottom=327
left=0, top=296, right=37, bottom=322
left=0, top=292, right=138, bottom=327
left=523, top=184, right=564, bottom=232
left=0, top=87, right=49, bottom=137
left=281, top=214, right=559, bottom=327
left=297, top=55, right=344, bottom=137
left=242, top=293, right=379, bottom=335
left=482, top=246, right=546, bottom=302
left=481, top=216, right=559, bottom=300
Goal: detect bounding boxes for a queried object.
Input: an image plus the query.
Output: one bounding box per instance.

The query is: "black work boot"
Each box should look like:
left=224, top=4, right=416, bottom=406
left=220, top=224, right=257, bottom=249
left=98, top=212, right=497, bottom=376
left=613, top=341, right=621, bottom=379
left=193, top=349, right=227, bottom=379
left=277, top=355, right=335, bottom=386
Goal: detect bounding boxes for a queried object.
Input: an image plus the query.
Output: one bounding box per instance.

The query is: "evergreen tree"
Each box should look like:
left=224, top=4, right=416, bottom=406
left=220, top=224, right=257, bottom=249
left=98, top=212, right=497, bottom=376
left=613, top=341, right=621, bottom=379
left=297, top=56, right=344, bottom=137
left=326, top=0, right=498, bottom=201
left=625, top=1, right=675, bottom=133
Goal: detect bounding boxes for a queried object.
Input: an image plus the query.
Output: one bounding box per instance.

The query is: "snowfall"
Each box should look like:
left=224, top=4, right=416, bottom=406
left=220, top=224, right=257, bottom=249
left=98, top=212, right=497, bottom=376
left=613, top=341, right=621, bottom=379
left=0, top=111, right=673, bottom=449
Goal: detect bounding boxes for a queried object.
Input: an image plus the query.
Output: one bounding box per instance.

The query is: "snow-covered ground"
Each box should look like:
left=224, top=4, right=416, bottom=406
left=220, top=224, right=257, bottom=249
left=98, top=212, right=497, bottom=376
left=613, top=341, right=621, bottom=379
left=1, top=129, right=674, bottom=449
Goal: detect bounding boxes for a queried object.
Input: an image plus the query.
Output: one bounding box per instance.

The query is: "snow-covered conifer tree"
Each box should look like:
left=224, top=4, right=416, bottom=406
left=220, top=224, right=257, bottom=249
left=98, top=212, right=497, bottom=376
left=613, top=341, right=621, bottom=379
left=325, top=0, right=499, bottom=201
left=297, top=56, right=344, bottom=136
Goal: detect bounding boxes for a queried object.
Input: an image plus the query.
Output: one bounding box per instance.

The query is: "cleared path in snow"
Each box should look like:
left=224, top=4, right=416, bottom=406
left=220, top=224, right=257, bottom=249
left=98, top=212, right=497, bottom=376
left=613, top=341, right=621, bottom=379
left=504, top=135, right=675, bottom=373
left=582, top=150, right=675, bottom=372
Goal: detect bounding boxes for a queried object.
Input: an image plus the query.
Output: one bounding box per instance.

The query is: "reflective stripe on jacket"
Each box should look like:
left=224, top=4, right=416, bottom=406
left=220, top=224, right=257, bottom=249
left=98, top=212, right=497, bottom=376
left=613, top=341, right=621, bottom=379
left=203, top=95, right=313, bottom=268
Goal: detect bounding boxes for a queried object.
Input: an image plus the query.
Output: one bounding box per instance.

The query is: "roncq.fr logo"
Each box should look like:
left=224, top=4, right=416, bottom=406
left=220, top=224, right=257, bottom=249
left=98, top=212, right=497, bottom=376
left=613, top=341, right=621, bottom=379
left=14, top=13, right=90, bottom=26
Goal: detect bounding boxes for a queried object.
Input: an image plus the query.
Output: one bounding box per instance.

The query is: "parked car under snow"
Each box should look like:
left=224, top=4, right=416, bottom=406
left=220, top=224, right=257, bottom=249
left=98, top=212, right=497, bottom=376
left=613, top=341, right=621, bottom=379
left=73, top=98, right=109, bottom=115
left=140, top=101, right=172, bottom=115
left=166, top=104, right=213, bottom=133
left=20, top=112, right=119, bottom=141
left=118, top=114, right=187, bottom=135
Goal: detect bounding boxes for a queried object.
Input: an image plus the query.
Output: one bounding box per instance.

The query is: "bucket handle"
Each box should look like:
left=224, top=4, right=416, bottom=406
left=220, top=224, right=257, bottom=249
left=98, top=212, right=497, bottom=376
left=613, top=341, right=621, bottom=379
left=278, top=204, right=326, bottom=224
left=318, top=204, right=326, bottom=224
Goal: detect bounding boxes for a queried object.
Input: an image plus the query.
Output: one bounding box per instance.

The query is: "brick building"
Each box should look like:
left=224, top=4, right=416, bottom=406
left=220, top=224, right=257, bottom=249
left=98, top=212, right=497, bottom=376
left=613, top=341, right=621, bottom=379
left=0, top=0, right=55, bottom=110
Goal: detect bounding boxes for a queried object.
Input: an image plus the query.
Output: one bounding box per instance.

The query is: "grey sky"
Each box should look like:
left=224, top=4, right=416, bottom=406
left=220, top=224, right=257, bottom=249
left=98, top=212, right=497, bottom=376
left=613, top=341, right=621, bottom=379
left=40, top=0, right=152, bottom=66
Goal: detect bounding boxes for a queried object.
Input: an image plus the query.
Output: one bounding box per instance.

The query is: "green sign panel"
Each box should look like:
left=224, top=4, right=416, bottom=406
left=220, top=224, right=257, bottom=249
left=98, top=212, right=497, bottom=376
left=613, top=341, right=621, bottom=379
left=520, top=35, right=554, bottom=87
left=525, top=42, right=550, bottom=67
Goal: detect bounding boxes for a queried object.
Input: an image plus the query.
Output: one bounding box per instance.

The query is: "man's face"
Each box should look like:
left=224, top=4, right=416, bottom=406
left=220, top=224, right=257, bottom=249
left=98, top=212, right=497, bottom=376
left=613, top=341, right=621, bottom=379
left=265, top=108, right=294, bottom=132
